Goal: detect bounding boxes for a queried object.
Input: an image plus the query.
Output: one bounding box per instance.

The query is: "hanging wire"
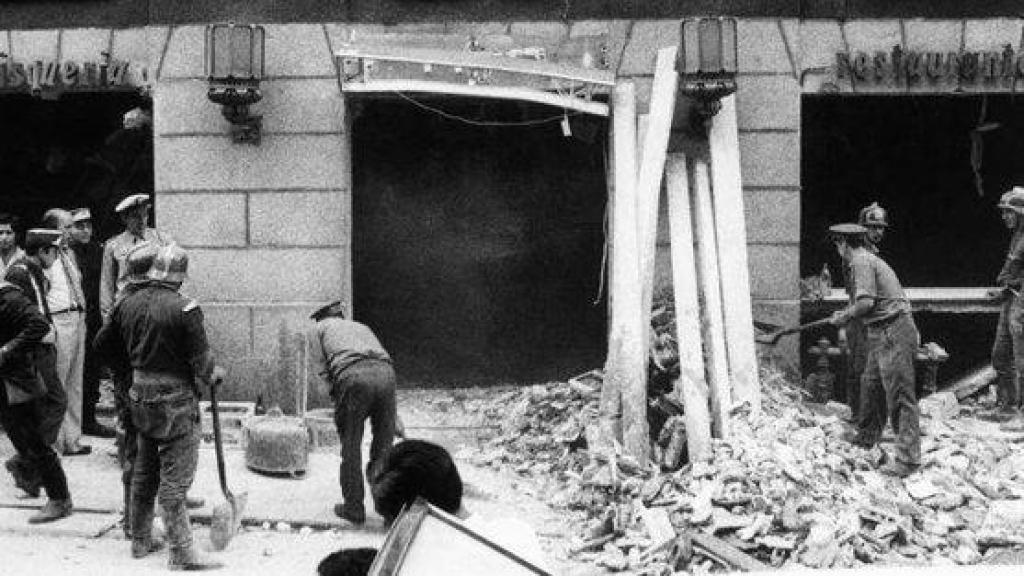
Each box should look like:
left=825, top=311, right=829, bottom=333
left=391, top=91, right=581, bottom=127
left=593, top=131, right=610, bottom=306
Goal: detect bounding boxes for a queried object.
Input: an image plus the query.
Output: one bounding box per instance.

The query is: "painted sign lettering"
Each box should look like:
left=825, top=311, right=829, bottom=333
left=0, top=53, right=148, bottom=95
left=836, top=44, right=1024, bottom=83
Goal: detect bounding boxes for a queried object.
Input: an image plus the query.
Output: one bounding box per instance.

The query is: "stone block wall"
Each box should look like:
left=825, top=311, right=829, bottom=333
left=152, top=23, right=348, bottom=410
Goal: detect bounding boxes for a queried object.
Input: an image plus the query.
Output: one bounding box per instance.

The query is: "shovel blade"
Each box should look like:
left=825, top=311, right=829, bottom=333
left=210, top=492, right=248, bottom=551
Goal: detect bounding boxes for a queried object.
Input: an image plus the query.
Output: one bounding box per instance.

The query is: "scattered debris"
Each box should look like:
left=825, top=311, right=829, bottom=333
left=470, top=362, right=1024, bottom=572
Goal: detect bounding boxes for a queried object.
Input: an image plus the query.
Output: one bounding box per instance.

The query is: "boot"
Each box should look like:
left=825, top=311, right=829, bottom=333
left=5, top=457, right=42, bottom=498
left=162, top=502, right=222, bottom=570
left=131, top=502, right=160, bottom=558
left=28, top=498, right=73, bottom=524
left=122, top=482, right=132, bottom=539
left=131, top=538, right=165, bottom=559
left=168, top=546, right=223, bottom=571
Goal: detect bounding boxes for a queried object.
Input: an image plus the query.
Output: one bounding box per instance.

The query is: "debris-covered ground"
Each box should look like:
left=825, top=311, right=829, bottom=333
left=466, top=368, right=1024, bottom=573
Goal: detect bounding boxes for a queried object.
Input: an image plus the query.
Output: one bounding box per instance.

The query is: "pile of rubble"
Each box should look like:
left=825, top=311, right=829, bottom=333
left=470, top=368, right=1024, bottom=572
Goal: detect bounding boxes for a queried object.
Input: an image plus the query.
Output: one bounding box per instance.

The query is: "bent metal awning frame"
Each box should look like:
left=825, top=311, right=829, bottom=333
left=334, top=46, right=615, bottom=116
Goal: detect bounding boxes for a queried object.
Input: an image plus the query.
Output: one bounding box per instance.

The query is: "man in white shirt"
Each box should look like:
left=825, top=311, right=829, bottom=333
left=41, top=209, right=90, bottom=456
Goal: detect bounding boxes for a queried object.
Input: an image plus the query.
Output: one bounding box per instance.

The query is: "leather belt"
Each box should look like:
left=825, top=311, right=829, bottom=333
left=866, top=312, right=907, bottom=330
left=51, top=306, right=85, bottom=315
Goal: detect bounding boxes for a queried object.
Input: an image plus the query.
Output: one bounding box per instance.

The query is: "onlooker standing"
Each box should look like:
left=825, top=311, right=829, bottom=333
left=95, top=245, right=223, bottom=569
left=0, top=213, right=25, bottom=279
left=3, top=229, right=68, bottom=495
left=0, top=274, right=74, bottom=524
left=308, top=300, right=397, bottom=525
left=41, top=208, right=90, bottom=456
left=100, top=194, right=172, bottom=322
left=68, top=208, right=114, bottom=438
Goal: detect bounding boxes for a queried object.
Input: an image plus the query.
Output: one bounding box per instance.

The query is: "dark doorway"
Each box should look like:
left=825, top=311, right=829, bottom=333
left=352, top=96, right=609, bottom=386
left=0, top=92, right=152, bottom=243
left=802, top=94, right=1024, bottom=285
left=802, top=94, right=1024, bottom=383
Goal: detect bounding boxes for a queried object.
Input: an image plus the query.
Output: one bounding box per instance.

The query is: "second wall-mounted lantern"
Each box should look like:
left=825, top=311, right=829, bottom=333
left=205, top=23, right=265, bottom=145
left=678, top=17, right=738, bottom=128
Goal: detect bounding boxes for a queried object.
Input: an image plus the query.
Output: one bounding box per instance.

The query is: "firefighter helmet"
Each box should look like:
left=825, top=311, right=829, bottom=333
left=858, top=202, right=889, bottom=228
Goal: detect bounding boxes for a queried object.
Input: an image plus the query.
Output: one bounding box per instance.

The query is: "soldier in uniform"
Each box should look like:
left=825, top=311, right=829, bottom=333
left=989, top=187, right=1024, bottom=421
left=0, top=273, right=74, bottom=524
left=99, top=193, right=172, bottom=322
left=843, top=202, right=889, bottom=435
left=94, top=245, right=223, bottom=569
left=828, top=223, right=921, bottom=477
left=95, top=241, right=159, bottom=538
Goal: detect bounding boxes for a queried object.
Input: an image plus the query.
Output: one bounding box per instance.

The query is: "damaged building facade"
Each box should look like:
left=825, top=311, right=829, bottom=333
left=0, top=1, right=1020, bottom=406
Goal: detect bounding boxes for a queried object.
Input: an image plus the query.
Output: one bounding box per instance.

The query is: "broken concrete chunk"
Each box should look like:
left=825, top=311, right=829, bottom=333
left=951, top=545, right=982, bottom=565
left=905, top=477, right=941, bottom=501
left=800, top=517, right=840, bottom=568
left=920, top=391, right=959, bottom=421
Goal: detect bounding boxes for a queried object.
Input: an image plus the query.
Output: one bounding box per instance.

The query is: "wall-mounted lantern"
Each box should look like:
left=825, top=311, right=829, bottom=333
left=678, top=17, right=738, bottom=126
left=205, top=23, right=265, bottom=145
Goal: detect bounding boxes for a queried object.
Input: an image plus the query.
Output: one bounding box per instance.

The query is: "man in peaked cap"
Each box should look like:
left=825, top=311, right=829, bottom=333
left=0, top=266, right=74, bottom=525
left=827, top=223, right=921, bottom=477
left=2, top=229, right=70, bottom=504
left=69, top=208, right=114, bottom=438
left=308, top=300, right=398, bottom=525
left=95, top=244, right=223, bottom=569
left=100, top=193, right=172, bottom=322
left=989, top=187, right=1024, bottom=422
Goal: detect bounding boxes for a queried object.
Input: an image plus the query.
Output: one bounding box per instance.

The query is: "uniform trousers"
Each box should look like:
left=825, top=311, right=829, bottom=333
left=129, top=375, right=200, bottom=551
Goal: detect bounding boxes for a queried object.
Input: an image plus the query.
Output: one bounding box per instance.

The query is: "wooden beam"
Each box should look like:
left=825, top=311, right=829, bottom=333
left=692, top=159, right=732, bottom=438
left=601, top=80, right=648, bottom=464
left=666, top=153, right=713, bottom=462
left=709, top=94, right=760, bottom=415
left=636, top=46, right=680, bottom=347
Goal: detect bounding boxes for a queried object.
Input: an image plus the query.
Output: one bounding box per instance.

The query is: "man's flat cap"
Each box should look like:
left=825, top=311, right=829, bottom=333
left=24, top=228, right=62, bottom=250
left=115, top=194, right=151, bottom=213
left=70, top=208, right=92, bottom=223
left=311, top=300, right=346, bottom=321
left=828, top=223, right=868, bottom=236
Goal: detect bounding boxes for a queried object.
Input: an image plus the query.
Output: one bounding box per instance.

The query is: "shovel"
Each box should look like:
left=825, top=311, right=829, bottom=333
left=755, top=318, right=832, bottom=346
left=209, top=376, right=248, bottom=551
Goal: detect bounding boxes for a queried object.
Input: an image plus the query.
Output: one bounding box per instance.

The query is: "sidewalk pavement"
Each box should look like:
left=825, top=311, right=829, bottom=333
left=0, top=423, right=493, bottom=539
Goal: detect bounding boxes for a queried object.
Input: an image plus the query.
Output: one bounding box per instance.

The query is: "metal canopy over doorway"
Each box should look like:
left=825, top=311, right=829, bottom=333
left=335, top=46, right=615, bottom=116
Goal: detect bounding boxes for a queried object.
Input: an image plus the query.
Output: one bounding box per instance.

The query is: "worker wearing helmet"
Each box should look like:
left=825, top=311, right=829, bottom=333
left=858, top=202, right=888, bottom=252
left=843, top=203, right=890, bottom=432
left=989, top=187, right=1024, bottom=421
